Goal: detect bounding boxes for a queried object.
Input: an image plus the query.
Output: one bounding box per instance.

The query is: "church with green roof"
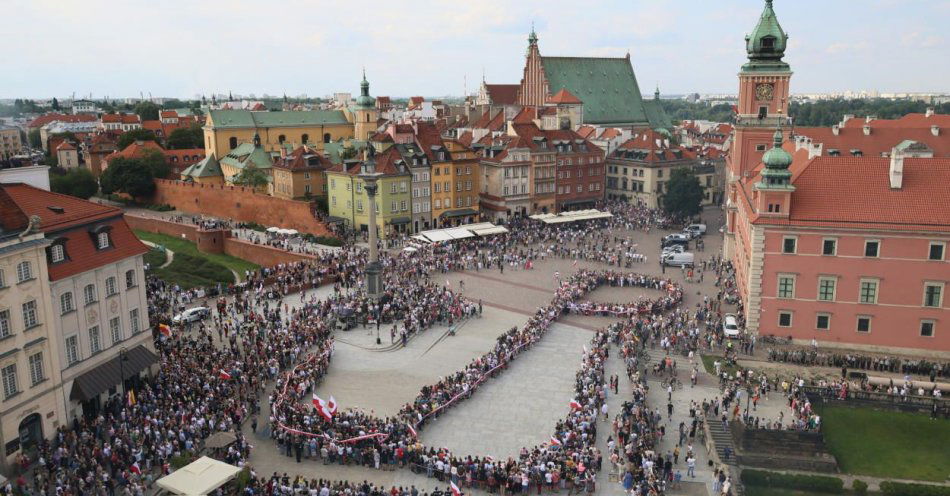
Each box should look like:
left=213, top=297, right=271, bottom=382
left=515, top=28, right=672, bottom=131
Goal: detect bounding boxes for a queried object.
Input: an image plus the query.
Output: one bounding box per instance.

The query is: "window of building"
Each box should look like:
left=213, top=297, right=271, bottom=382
left=97, top=232, right=110, bottom=250
left=818, top=277, right=836, bottom=301
left=301, top=133, right=309, bottom=144
left=16, top=261, right=32, bottom=283
left=856, top=316, right=871, bottom=333
left=1, top=364, right=17, bottom=399
left=106, top=276, right=117, bottom=297
left=65, top=335, right=79, bottom=364
left=400, top=200, right=407, bottom=211
left=390, top=201, right=397, bottom=213
left=435, top=199, right=442, bottom=209
left=125, top=270, right=136, bottom=289
left=456, top=181, right=462, bottom=192
left=22, top=300, right=37, bottom=329
left=864, top=240, right=880, bottom=257
left=777, top=275, right=795, bottom=298
left=920, top=320, right=935, bottom=338
left=89, top=326, right=101, bottom=354
left=657, top=170, right=663, bottom=178
left=0, top=269, right=5, bottom=288
left=278, top=134, right=286, bottom=144
left=229, top=137, right=237, bottom=149
left=924, top=283, right=943, bottom=308
left=822, top=239, right=837, bottom=256
left=859, top=279, right=878, bottom=304
left=929, top=242, right=945, bottom=261
left=83, top=284, right=97, bottom=305
left=782, top=237, right=797, bottom=254
left=129, top=309, right=140, bottom=334
left=816, top=313, right=831, bottom=330
left=110, top=316, right=122, bottom=344
left=0, top=310, right=9, bottom=339
left=60, top=292, right=74, bottom=314
left=778, top=311, right=792, bottom=328
left=51, top=244, right=66, bottom=263
left=28, top=352, right=44, bottom=385
left=755, top=144, right=767, bottom=152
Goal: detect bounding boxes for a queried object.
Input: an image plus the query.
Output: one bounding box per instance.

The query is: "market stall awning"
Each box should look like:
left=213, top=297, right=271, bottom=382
left=471, top=226, right=509, bottom=236
left=69, top=345, right=158, bottom=402
left=156, top=456, right=242, bottom=495
left=325, top=216, right=346, bottom=224
left=439, top=208, right=478, bottom=218
left=389, top=217, right=411, bottom=225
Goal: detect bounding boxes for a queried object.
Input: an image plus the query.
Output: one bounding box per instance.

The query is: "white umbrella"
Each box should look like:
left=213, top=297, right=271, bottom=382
left=284, top=229, right=299, bottom=235
left=403, top=246, right=418, bottom=252
left=266, top=227, right=280, bottom=233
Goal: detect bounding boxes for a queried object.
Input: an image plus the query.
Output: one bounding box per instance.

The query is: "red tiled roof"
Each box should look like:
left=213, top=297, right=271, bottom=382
left=742, top=155, right=950, bottom=232
left=598, top=128, right=621, bottom=140
left=512, top=107, right=538, bottom=124
left=56, top=141, right=76, bottom=151
left=28, top=113, right=96, bottom=128
left=142, top=120, right=163, bottom=132
left=105, top=140, right=165, bottom=163
left=159, top=110, right=177, bottom=119
left=370, top=132, right=394, bottom=143
left=612, top=129, right=696, bottom=162
left=376, top=96, right=391, bottom=104
left=249, top=103, right=266, bottom=111
left=101, top=113, right=141, bottom=124
left=841, top=113, right=950, bottom=129
left=484, top=84, right=520, bottom=105
left=795, top=125, right=950, bottom=157
left=546, top=88, right=582, bottom=104
left=274, top=146, right=333, bottom=171
left=576, top=126, right=597, bottom=139
left=458, top=131, right=474, bottom=147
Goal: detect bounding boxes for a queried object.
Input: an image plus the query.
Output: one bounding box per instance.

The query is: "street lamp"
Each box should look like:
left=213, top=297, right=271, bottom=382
left=118, top=347, right=129, bottom=397
left=744, top=383, right=753, bottom=422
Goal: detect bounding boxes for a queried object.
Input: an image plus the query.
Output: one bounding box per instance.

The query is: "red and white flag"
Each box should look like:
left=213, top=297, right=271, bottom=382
left=158, top=323, right=172, bottom=337
left=569, top=399, right=583, bottom=410
left=450, top=481, right=462, bottom=496
left=130, top=462, right=141, bottom=475
left=312, top=394, right=333, bottom=422
left=327, top=396, right=338, bottom=415
left=218, top=369, right=232, bottom=380
left=550, top=436, right=562, bottom=446
left=407, top=423, right=418, bottom=438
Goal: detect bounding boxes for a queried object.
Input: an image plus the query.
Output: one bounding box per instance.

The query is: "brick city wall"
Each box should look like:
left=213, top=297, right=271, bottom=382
left=150, top=179, right=331, bottom=236
left=126, top=214, right=315, bottom=267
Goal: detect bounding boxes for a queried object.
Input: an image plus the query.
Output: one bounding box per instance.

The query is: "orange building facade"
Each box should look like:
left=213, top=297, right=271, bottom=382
left=726, top=1, right=950, bottom=357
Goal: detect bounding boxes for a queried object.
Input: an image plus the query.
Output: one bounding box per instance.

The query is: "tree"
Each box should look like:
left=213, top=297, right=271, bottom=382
left=133, top=101, right=160, bottom=121
left=51, top=97, right=60, bottom=111
left=28, top=129, right=42, bottom=148
left=232, top=165, right=270, bottom=189
left=139, top=148, right=171, bottom=179
left=166, top=125, right=203, bottom=149
left=117, top=129, right=157, bottom=149
left=339, top=146, right=358, bottom=160
left=100, top=157, right=156, bottom=198
left=50, top=168, right=98, bottom=199
left=663, top=167, right=704, bottom=220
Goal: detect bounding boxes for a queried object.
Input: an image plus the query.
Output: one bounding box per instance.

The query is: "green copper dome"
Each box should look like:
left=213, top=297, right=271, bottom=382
left=655, top=128, right=672, bottom=140
left=762, top=128, right=792, bottom=169
left=743, top=0, right=790, bottom=72
left=355, top=69, right=375, bottom=109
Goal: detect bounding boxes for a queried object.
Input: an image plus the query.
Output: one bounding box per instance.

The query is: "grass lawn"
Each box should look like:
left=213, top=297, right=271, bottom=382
left=821, top=405, right=950, bottom=482
left=143, top=247, right=167, bottom=268
left=134, top=230, right=259, bottom=277
left=700, top=354, right=743, bottom=377
left=745, top=488, right=841, bottom=496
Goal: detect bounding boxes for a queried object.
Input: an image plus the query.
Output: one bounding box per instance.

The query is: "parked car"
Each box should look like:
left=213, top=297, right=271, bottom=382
left=662, top=244, right=686, bottom=255
left=661, top=233, right=690, bottom=248
left=173, top=306, right=210, bottom=324
left=684, top=224, right=707, bottom=237
left=723, top=314, right=741, bottom=338
left=662, top=251, right=694, bottom=267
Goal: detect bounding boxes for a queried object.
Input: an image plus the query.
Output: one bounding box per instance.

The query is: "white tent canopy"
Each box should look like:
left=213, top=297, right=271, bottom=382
left=415, top=222, right=507, bottom=243
left=265, top=227, right=280, bottom=233
left=156, top=456, right=242, bottom=495
left=530, top=209, right=613, bottom=224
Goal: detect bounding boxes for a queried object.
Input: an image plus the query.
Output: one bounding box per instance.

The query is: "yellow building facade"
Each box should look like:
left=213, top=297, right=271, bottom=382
left=432, top=140, right=480, bottom=227
left=203, top=110, right=354, bottom=159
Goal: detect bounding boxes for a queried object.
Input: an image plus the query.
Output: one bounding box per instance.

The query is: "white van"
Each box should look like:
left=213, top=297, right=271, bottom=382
left=663, top=251, right=694, bottom=267
left=723, top=314, right=741, bottom=338
left=684, top=224, right=707, bottom=237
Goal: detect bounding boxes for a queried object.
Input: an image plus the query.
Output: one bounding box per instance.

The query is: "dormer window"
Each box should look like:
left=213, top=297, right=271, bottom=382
left=761, top=36, right=775, bottom=50
left=97, top=232, right=110, bottom=249
left=51, top=244, right=66, bottom=263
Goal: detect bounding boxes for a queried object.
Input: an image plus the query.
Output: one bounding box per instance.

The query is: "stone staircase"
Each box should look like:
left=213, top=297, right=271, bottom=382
left=708, top=419, right=745, bottom=495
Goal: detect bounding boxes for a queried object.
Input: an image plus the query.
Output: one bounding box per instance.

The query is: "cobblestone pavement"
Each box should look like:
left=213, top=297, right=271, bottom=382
left=238, top=209, right=733, bottom=494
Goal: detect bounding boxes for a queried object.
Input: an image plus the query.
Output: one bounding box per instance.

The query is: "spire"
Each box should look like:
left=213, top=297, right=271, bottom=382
left=757, top=126, right=794, bottom=189
left=356, top=69, right=374, bottom=109
left=744, top=0, right=789, bottom=71
left=528, top=22, right=538, bottom=46
left=654, top=84, right=660, bottom=100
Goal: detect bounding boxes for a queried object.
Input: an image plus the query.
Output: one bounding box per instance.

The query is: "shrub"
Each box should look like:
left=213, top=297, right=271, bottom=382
left=880, top=481, right=950, bottom=496
left=303, top=233, right=343, bottom=247
left=146, top=203, right=175, bottom=212
left=170, top=452, right=194, bottom=469
left=740, top=469, right=843, bottom=494
left=242, top=222, right=267, bottom=232
left=852, top=479, right=868, bottom=495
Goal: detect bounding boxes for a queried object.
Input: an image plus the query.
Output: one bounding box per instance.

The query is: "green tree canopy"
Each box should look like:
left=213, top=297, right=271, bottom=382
left=50, top=168, right=98, bottom=199
left=51, top=97, right=60, bottom=111
left=117, top=129, right=158, bottom=149
left=100, top=157, right=156, bottom=198
left=139, top=148, right=171, bottom=179
left=28, top=129, right=42, bottom=148
left=133, top=101, right=160, bottom=121
left=663, top=167, right=704, bottom=220
left=232, top=165, right=270, bottom=189
left=166, top=124, right=203, bottom=149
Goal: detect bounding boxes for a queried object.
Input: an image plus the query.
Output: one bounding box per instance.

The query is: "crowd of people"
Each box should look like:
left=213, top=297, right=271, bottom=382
left=766, top=348, right=950, bottom=382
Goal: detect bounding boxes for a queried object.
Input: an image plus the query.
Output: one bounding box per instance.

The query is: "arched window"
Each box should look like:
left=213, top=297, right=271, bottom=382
left=229, top=137, right=237, bottom=149
left=366, top=114, right=370, bottom=122
left=301, top=134, right=309, bottom=144
left=323, top=133, right=331, bottom=144
left=278, top=134, right=286, bottom=144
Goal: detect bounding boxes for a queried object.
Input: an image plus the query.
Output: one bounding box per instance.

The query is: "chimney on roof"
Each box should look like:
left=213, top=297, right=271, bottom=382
left=863, top=124, right=871, bottom=136
left=889, top=147, right=904, bottom=189
left=840, top=114, right=854, bottom=127
left=280, top=146, right=287, bottom=159
left=932, top=125, right=940, bottom=137
left=832, top=125, right=840, bottom=136
left=926, top=107, right=935, bottom=118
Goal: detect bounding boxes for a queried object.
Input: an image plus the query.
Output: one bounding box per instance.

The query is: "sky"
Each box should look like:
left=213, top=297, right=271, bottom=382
left=5, top=0, right=949, bottom=99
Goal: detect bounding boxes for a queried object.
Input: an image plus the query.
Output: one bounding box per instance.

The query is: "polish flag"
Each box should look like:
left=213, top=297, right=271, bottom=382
left=130, top=462, right=141, bottom=475
left=327, top=396, right=339, bottom=415
left=218, top=369, right=232, bottom=380
left=450, top=481, right=462, bottom=496
left=407, top=423, right=418, bottom=438
left=549, top=436, right=562, bottom=446
left=312, top=394, right=332, bottom=422
left=158, top=323, right=172, bottom=337
left=569, top=399, right=583, bottom=410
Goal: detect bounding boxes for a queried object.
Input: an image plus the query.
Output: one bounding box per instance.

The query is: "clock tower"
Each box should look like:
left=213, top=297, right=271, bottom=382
left=730, top=0, right=792, bottom=182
